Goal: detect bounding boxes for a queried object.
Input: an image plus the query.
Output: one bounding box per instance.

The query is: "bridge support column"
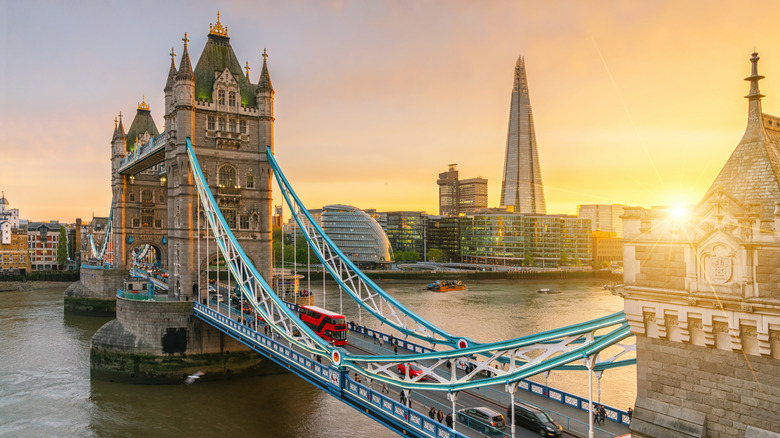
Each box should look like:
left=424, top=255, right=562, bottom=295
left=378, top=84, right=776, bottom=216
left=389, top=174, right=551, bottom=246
left=90, top=296, right=278, bottom=383
left=506, top=383, right=518, bottom=438
left=447, top=391, right=458, bottom=433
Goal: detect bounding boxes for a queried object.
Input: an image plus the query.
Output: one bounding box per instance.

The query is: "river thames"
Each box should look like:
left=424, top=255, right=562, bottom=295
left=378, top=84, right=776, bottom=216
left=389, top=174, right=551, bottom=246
left=0, top=278, right=634, bottom=437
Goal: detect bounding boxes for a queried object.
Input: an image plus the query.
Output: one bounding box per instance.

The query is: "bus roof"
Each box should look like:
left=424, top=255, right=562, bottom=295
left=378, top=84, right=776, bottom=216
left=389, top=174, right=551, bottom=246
left=301, top=305, right=345, bottom=318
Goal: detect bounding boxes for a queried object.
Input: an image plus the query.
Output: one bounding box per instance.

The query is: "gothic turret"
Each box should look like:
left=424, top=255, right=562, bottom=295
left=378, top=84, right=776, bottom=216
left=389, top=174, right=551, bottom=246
left=111, top=112, right=127, bottom=160
left=256, top=48, right=274, bottom=128
left=164, top=48, right=177, bottom=114
left=705, top=52, right=780, bottom=222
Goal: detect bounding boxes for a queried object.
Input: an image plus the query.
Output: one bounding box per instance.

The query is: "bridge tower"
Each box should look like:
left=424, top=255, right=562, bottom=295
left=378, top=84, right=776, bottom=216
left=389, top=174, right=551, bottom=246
left=164, top=15, right=273, bottom=301
left=621, top=53, right=780, bottom=437
left=110, top=97, right=168, bottom=270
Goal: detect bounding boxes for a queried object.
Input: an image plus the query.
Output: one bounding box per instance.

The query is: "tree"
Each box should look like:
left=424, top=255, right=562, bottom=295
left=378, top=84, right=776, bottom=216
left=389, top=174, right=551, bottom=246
left=296, top=247, right=309, bottom=265
left=522, top=251, right=535, bottom=267
left=558, top=250, right=570, bottom=267
left=426, top=248, right=444, bottom=262
left=57, top=226, right=69, bottom=268
left=406, top=251, right=421, bottom=262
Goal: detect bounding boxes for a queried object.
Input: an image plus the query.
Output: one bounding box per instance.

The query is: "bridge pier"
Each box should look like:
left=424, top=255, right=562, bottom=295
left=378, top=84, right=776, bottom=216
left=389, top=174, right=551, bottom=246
left=64, top=267, right=128, bottom=316
left=90, top=295, right=282, bottom=384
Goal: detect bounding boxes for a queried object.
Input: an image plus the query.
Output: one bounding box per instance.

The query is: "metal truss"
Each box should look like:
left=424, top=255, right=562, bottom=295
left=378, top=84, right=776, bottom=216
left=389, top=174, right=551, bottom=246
left=344, top=311, right=635, bottom=391
left=267, top=147, right=470, bottom=349
left=184, top=138, right=636, bottom=393
left=187, top=138, right=331, bottom=357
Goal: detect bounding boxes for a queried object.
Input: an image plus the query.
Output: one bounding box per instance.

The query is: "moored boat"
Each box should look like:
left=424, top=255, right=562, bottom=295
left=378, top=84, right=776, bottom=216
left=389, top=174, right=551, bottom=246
left=426, top=280, right=466, bottom=292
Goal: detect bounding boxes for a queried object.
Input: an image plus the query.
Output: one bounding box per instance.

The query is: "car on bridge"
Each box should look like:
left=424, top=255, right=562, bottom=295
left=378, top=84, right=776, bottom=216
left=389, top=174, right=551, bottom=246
left=396, top=363, right=428, bottom=380
left=457, top=407, right=506, bottom=434
left=507, top=402, right=562, bottom=437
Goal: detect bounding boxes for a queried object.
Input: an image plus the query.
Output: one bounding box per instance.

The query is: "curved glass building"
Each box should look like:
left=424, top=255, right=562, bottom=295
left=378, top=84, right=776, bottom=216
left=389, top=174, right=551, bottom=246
left=321, top=205, right=394, bottom=269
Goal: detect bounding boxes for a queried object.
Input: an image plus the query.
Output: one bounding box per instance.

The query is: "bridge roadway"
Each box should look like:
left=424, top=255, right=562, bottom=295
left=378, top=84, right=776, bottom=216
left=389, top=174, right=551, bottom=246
left=203, top=296, right=630, bottom=438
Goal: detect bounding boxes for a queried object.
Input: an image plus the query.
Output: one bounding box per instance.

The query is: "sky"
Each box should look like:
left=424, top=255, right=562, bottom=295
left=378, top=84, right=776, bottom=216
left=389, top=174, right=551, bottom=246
left=2, top=0, right=780, bottom=223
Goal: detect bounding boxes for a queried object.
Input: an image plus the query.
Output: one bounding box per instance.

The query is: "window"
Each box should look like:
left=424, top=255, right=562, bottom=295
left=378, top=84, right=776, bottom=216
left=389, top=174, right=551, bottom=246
left=218, top=118, right=226, bottom=131
left=159, top=194, right=165, bottom=203
left=240, top=120, right=247, bottom=134
left=240, top=215, right=249, bottom=229
left=219, top=165, right=236, bottom=187
left=141, top=190, right=153, bottom=204
left=155, top=219, right=162, bottom=228
left=218, top=89, right=225, bottom=105
left=229, top=91, right=236, bottom=107
left=229, top=119, right=236, bottom=133
left=208, top=116, right=215, bottom=130
left=142, top=213, right=153, bottom=228
left=224, top=209, right=237, bottom=229
left=246, top=174, right=254, bottom=188
left=132, top=218, right=140, bottom=227
left=129, top=192, right=135, bottom=202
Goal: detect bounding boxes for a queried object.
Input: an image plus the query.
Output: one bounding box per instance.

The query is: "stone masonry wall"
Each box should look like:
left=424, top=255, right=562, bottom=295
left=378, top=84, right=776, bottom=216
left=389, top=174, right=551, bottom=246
left=634, top=246, right=686, bottom=290
left=756, top=249, right=780, bottom=300
left=636, top=335, right=780, bottom=436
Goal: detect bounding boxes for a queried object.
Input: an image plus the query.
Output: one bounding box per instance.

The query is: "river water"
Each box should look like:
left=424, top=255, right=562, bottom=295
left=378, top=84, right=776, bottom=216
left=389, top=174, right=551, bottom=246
left=0, top=279, right=635, bottom=437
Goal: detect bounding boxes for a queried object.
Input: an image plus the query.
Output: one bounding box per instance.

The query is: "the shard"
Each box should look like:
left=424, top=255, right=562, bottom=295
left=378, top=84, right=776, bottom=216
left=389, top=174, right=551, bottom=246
left=500, top=56, right=546, bottom=214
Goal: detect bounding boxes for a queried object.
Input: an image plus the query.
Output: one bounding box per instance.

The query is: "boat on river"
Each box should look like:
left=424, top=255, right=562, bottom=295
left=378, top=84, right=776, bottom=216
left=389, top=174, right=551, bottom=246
left=537, top=288, right=561, bottom=294
left=426, top=280, right=466, bottom=292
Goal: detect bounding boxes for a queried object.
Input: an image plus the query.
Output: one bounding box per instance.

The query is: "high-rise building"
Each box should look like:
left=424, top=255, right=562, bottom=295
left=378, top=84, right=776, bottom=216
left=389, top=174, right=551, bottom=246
left=500, top=56, right=546, bottom=214
left=436, top=164, right=488, bottom=216
left=437, top=164, right=459, bottom=216
left=458, top=177, right=488, bottom=214
left=425, top=215, right=460, bottom=262
left=577, top=204, right=626, bottom=238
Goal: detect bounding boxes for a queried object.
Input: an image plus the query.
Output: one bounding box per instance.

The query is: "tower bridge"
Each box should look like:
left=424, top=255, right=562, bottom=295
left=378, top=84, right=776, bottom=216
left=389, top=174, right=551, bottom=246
left=71, top=13, right=780, bottom=438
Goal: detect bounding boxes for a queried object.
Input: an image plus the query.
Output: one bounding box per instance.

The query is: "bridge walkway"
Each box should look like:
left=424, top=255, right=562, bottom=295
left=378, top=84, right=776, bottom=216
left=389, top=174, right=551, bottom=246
left=347, top=327, right=631, bottom=438
left=209, top=296, right=629, bottom=438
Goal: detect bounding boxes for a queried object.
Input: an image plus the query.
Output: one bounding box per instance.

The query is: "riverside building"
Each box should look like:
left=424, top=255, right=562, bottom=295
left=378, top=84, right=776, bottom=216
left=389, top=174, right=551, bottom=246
left=321, top=204, right=393, bottom=269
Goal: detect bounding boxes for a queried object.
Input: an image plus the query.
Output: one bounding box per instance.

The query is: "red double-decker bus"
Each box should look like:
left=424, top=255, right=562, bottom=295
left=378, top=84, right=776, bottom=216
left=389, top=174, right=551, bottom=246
left=298, top=305, right=348, bottom=346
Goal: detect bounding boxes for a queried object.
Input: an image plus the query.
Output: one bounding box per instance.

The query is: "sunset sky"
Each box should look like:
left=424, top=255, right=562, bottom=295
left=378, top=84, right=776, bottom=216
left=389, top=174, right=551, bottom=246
left=2, top=1, right=780, bottom=222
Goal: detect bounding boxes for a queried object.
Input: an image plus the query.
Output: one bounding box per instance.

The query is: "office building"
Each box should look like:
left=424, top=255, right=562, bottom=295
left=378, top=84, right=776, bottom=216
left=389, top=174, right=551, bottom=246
left=500, top=56, right=546, bottom=214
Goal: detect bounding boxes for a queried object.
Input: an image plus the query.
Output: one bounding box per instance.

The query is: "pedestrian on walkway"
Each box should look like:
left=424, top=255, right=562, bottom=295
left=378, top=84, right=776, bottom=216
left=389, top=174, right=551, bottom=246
left=627, top=407, right=633, bottom=424
left=382, top=382, right=389, bottom=394
left=394, top=342, right=398, bottom=354
left=400, top=391, right=406, bottom=405
left=446, top=413, right=453, bottom=429
left=437, top=408, right=444, bottom=423
left=428, top=406, right=436, bottom=419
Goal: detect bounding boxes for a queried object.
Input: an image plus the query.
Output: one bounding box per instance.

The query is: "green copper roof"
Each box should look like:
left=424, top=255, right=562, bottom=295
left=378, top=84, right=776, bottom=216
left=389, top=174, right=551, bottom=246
left=125, top=109, right=160, bottom=152
left=193, top=34, right=256, bottom=106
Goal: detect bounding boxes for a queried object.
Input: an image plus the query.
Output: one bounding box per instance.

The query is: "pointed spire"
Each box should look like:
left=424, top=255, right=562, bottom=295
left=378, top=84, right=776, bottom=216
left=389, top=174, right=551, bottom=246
left=209, top=11, right=229, bottom=37
left=745, top=51, right=765, bottom=100
left=165, top=47, right=177, bottom=91
left=741, top=51, right=768, bottom=143
left=177, top=32, right=193, bottom=80
left=114, top=112, right=126, bottom=141
left=257, top=48, right=273, bottom=92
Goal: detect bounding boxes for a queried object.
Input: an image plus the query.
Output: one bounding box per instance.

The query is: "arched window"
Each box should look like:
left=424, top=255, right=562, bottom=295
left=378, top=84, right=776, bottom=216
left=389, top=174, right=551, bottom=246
left=229, top=91, right=236, bottom=107
left=141, top=190, right=153, bottom=204
left=219, top=165, right=236, bottom=188
left=218, top=90, right=226, bottom=105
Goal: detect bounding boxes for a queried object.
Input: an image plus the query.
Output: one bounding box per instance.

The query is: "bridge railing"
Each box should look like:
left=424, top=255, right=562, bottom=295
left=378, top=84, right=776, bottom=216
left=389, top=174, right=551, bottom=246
left=346, top=324, right=632, bottom=428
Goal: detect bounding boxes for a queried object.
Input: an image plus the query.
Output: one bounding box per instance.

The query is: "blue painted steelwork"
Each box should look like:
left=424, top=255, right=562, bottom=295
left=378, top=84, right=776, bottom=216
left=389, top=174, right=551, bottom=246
left=188, top=137, right=636, bottom=392
left=194, top=302, right=467, bottom=438
left=267, top=146, right=468, bottom=349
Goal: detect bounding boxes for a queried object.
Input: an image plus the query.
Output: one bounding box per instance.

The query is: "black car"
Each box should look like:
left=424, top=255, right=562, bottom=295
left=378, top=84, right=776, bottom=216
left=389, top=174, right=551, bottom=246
left=457, top=407, right=507, bottom=434
left=507, top=402, right=563, bottom=437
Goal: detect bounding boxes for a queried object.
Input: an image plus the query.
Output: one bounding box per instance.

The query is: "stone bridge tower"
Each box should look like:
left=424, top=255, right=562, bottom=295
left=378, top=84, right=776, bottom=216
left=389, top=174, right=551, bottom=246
left=621, top=53, right=780, bottom=437
left=164, top=14, right=274, bottom=301
left=110, top=98, right=168, bottom=269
